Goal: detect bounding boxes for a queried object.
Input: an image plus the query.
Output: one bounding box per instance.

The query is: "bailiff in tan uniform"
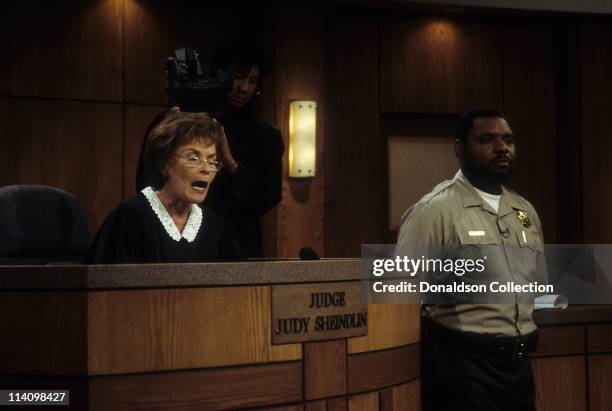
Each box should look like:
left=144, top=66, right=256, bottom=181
left=396, top=169, right=547, bottom=337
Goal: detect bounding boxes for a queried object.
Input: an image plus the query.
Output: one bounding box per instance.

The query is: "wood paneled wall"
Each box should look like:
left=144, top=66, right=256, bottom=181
left=581, top=23, right=612, bottom=243
left=0, top=0, right=124, bottom=232
left=0, top=98, right=123, bottom=232
left=502, top=25, right=557, bottom=242
left=3, top=1, right=612, bottom=255
left=325, top=13, right=562, bottom=256
left=0, top=0, right=123, bottom=102
left=274, top=1, right=325, bottom=258
left=380, top=17, right=503, bottom=113
left=324, top=13, right=383, bottom=257
left=0, top=0, right=277, bottom=238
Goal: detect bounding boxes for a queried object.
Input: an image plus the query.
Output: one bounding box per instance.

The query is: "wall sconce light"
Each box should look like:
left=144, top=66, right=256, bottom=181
left=289, top=100, right=317, bottom=178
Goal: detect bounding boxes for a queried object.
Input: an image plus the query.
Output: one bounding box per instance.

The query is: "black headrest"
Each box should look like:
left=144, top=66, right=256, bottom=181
left=0, top=185, right=90, bottom=263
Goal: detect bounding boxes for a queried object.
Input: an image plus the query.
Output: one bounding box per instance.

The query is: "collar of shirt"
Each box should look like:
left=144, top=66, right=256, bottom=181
left=141, top=186, right=202, bottom=242
left=453, top=170, right=523, bottom=217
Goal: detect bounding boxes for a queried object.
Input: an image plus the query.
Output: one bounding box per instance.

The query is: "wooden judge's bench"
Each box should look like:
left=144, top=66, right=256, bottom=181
left=0, top=260, right=420, bottom=410
left=1, top=260, right=611, bottom=410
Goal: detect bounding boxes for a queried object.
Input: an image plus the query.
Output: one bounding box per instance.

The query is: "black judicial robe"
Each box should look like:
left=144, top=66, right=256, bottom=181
left=135, top=109, right=284, bottom=258
left=87, top=194, right=244, bottom=264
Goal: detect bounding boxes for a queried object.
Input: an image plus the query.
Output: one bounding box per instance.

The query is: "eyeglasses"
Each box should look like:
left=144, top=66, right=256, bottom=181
left=177, top=154, right=223, bottom=171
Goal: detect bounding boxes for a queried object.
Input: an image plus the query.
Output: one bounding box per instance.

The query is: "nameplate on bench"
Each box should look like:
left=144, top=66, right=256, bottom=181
left=271, top=281, right=368, bottom=344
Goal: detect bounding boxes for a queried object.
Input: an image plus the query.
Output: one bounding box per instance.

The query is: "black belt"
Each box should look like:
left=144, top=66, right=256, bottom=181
left=422, top=319, right=539, bottom=362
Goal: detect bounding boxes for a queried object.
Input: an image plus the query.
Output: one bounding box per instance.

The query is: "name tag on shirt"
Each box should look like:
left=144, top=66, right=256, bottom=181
left=468, top=230, right=486, bottom=237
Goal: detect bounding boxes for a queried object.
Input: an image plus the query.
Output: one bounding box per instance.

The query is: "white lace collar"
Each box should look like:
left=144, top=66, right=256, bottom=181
left=141, top=187, right=202, bottom=242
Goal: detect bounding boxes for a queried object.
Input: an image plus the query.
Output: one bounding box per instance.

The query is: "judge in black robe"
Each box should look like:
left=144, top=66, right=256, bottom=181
left=136, top=42, right=283, bottom=258
left=86, top=193, right=242, bottom=264
left=88, top=111, right=244, bottom=264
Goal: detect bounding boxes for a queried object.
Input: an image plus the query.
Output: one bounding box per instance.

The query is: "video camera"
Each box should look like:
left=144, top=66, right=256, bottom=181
left=166, top=47, right=232, bottom=112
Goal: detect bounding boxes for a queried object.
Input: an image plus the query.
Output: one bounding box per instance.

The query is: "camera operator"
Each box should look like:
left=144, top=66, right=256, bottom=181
left=136, top=42, right=284, bottom=258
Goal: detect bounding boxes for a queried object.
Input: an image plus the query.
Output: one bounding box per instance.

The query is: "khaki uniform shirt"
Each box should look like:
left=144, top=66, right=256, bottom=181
left=396, top=170, right=546, bottom=337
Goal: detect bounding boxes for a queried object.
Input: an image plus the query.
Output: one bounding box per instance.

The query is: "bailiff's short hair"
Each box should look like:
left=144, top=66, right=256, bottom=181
left=144, top=111, right=223, bottom=188
left=455, top=108, right=507, bottom=144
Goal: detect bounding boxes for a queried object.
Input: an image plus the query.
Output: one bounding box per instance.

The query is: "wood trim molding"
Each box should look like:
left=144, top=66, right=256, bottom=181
left=531, top=325, right=585, bottom=357
left=588, top=324, right=612, bottom=353
left=348, top=344, right=420, bottom=394
left=88, top=362, right=302, bottom=410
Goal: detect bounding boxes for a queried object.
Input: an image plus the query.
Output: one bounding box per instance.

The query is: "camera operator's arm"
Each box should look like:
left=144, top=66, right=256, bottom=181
left=217, top=126, right=239, bottom=174
left=211, top=123, right=283, bottom=218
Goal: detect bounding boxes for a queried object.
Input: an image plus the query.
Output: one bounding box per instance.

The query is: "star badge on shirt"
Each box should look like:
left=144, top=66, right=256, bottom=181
left=516, top=210, right=531, bottom=227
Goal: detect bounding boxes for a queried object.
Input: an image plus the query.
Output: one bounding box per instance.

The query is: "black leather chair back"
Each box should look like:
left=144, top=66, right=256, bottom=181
left=0, top=185, right=90, bottom=264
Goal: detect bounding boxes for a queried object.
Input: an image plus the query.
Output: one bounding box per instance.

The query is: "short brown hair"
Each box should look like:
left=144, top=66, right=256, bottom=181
left=144, top=111, right=223, bottom=188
